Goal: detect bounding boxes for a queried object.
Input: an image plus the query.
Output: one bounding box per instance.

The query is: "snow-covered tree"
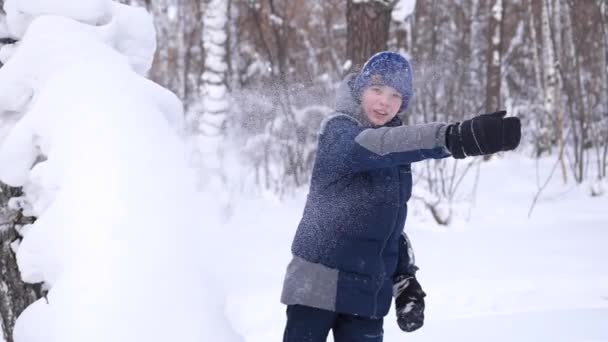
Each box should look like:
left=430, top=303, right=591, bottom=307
left=0, top=1, right=242, bottom=341
left=0, top=186, right=39, bottom=342
left=183, top=0, right=232, bottom=208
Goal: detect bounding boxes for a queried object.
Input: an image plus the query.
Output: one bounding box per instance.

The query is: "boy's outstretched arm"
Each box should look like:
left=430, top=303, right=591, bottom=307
left=319, top=115, right=450, bottom=173
left=318, top=110, right=521, bottom=173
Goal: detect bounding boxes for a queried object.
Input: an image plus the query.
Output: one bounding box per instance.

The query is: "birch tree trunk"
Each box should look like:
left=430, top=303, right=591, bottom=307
left=541, top=0, right=567, bottom=182
left=526, top=0, right=550, bottom=157
left=550, top=0, right=567, bottom=183
left=199, top=0, right=230, bottom=137
left=564, top=2, right=590, bottom=183
left=528, top=0, right=543, bottom=96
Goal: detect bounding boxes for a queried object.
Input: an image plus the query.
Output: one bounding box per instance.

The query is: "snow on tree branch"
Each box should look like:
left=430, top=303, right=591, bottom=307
left=0, top=1, right=242, bottom=341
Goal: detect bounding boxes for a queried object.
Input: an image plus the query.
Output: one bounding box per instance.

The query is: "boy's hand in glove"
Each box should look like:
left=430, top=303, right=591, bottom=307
left=394, top=275, right=426, bottom=332
left=446, top=110, right=521, bottom=159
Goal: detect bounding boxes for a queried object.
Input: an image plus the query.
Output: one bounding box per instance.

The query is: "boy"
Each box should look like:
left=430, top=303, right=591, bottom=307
left=281, top=51, right=520, bottom=341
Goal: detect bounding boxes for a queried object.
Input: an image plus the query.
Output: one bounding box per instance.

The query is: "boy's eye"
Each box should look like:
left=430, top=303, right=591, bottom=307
left=370, top=86, right=382, bottom=93
left=392, top=93, right=402, bottom=99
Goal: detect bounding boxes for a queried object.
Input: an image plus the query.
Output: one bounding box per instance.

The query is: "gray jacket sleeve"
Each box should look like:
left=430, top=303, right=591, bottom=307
left=354, top=123, right=449, bottom=157
left=319, top=115, right=451, bottom=173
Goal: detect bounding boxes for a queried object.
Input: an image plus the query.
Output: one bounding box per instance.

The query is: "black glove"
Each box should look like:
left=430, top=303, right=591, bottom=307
left=445, top=110, right=521, bottom=159
left=394, top=275, right=426, bottom=332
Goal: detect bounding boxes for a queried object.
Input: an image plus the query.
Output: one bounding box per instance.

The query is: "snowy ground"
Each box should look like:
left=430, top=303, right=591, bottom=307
left=205, top=154, right=608, bottom=342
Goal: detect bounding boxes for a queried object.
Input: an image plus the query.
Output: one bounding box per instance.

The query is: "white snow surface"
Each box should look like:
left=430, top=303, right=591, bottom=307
left=0, top=1, right=241, bottom=342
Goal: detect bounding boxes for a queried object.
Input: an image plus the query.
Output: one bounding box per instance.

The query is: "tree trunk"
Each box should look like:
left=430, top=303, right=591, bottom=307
left=541, top=0, right=568, bottom=182
left=199, top=0, right=230, bottom=136
left=182, top=0, right=204, bottom=110
left=346, top=0, right=396, bottom=71
left=599, top=0, right=608, bottom=179
left=0, top=7, right=42, bottom=339
left=485, top=0, right=503, bottom=112
left=0, top=185, right=40, bottom=342
left=527, top=0, right=550, bottom=157
left=528, top=0, right=543, bottom=91
left=541, top=0, right=556, bottom=138
left=564, top=1, right=588, bottom=183
left=550, top=0, right=568, bottom=184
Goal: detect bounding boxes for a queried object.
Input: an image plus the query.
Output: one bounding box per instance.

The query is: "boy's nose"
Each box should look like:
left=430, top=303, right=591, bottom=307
left=379, top=94, right=390, bottom=106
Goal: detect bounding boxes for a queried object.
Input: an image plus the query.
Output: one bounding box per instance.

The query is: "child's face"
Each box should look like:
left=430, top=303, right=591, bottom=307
left=361, top=85, right=402, bottom=126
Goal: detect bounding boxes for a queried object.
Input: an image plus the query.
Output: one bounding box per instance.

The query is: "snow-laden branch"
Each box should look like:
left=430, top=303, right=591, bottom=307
left=0, top=1, right=242, bottom=341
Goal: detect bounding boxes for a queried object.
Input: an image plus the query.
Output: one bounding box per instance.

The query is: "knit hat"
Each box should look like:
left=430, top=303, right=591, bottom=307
left=352, top=51, right=414, bottom=113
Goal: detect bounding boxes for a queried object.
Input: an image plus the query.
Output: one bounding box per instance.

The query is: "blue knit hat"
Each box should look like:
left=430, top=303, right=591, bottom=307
left=352, top=51, right=413, bottom=113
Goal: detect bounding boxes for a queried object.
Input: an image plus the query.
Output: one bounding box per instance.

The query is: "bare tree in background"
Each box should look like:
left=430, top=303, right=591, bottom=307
left=229, top=0, right=343, bottom=194
left=406, top=0, right=489, bottom=225
left=600, top=0, right=608, bottom=179
left=525, top=0, right=551, bottom=156
left=128, top=0, right=204, bottom=104
left=346, top=0, right=396, bottom=71
left=561, top=1, right=599, bottom=184
left=485, top=0, right=503, bottom=113
left=541, top=0, right=567, bottom=182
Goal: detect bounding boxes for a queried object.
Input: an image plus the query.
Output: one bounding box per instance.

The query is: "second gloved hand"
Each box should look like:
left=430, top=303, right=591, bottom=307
left=446, top=110, right=521, bottom=159
left=394, top=275, right=426, bottom=332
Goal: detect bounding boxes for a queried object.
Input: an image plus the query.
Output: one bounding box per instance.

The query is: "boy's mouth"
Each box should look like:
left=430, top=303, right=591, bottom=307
left=373, top=110, right=388, bottom=117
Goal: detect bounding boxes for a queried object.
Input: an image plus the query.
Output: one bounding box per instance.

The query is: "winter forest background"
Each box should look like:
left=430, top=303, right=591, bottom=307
left=86, top=0, right=608, bottom=196
left=123, top=0, right=608, bottom=195
left=0, top=0, right=607, bottom=341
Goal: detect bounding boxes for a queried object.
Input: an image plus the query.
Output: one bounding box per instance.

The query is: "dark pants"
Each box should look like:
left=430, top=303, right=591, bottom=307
left=283, top=305, right=384, bottom=342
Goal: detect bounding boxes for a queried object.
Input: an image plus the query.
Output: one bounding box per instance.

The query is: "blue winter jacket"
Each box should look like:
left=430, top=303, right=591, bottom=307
left=281, top=75, right=451, bottom=318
